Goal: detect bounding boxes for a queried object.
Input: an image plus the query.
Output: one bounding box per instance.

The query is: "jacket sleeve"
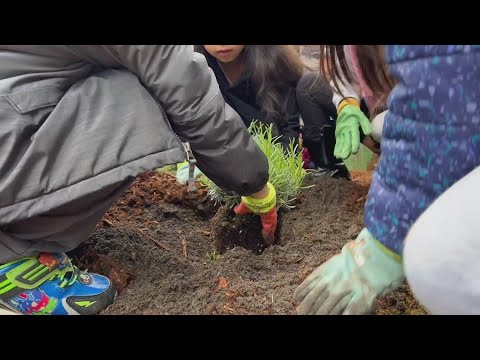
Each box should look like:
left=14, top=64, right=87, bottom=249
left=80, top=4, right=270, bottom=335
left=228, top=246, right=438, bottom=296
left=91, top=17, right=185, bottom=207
left=68, top=45, right=268, bottom=195
left=364, top=45, right=480, bottom=255
left=371, top=110, right=387, bottom=143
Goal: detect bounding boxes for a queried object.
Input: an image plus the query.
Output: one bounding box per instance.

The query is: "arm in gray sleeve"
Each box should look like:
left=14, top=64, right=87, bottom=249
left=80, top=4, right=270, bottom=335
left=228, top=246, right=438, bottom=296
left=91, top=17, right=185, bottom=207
left=69, top=45, right=268, bottom=195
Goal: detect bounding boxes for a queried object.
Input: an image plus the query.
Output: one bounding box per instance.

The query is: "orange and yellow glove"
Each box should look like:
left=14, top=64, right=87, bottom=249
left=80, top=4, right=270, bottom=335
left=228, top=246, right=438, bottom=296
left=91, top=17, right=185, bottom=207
left=234, top=182, right=277, bottom=245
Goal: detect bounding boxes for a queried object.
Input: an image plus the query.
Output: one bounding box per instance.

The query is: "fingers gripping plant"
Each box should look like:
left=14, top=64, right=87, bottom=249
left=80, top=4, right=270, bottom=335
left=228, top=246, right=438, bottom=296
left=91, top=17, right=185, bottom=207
left=200, top=121, right=306, bottom=211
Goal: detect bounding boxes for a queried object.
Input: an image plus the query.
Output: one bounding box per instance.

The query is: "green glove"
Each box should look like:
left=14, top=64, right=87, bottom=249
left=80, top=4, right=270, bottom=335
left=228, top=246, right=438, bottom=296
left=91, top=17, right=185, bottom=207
left=334, top=104, right=373, bottom=160
left=294, top=228, right=404, bottom=315
left=175, top=161, right=202, bottom=185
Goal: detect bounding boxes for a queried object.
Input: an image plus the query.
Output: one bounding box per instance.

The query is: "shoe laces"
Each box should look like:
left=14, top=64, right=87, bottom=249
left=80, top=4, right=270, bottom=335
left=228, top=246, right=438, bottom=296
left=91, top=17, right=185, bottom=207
left=51, top=257, right=87, bottom=289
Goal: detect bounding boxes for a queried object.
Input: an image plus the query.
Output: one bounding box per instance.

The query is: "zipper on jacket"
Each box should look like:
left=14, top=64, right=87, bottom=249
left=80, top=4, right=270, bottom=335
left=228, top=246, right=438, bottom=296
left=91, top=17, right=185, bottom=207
left=154, top=98, right=197, bottom=192
left=153, top=98, right=188, bottom=157
left=184, top=142, right=198, bottom=193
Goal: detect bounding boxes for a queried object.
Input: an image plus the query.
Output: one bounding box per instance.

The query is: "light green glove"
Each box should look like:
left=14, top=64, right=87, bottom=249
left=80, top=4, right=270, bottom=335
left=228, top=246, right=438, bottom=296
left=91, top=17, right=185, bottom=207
left=334, top=104, right=373, bottom=160
left=294, top=228, right=404, bottom=315
left=175, top=161, right=202, bottom=185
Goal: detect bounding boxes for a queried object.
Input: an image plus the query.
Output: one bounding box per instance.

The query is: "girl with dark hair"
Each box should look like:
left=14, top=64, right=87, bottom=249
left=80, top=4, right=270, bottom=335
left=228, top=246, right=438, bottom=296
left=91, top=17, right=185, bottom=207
left=195, top=45, right=351, bottom=179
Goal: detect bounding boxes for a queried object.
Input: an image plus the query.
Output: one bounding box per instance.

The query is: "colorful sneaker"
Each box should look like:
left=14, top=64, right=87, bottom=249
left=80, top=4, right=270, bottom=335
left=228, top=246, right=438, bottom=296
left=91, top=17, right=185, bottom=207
left=0, top=253, right=116, bottom=315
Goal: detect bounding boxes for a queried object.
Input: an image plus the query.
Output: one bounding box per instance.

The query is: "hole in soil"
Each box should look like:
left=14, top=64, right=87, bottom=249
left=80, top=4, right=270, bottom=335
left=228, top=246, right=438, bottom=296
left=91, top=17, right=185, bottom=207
left=210, top=206, right=283, bottom=255
left=68, top=242, right=135, bottom=295
left=193, top=197, right=220, bottom=220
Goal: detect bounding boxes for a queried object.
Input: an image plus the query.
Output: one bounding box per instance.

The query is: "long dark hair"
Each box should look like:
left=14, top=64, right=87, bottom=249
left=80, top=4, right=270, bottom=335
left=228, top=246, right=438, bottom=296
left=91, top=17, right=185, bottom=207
left=319, top=45, right=396, bottom=116
left=196, top=45, right=305, bottom=124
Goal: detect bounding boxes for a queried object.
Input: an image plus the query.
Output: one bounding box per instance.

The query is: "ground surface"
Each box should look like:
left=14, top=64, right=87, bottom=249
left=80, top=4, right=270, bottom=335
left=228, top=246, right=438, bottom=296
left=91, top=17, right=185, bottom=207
left=70, top=171, right=427, bottom=315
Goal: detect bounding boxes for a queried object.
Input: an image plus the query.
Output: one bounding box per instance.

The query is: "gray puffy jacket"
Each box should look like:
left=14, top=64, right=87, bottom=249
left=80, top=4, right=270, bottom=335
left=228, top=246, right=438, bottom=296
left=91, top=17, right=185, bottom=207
left=0, top=45, right=268, bottom=225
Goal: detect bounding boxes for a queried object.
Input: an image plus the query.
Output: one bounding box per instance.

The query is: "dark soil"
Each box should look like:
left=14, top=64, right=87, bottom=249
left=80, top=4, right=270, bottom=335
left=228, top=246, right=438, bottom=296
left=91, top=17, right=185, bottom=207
left=70, top=170, right=427, bottom=315
left=210, top=206, right=284, bottom=255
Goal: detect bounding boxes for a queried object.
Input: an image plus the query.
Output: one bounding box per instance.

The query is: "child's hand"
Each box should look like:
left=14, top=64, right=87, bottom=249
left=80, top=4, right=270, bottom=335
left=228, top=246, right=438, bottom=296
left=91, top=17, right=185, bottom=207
left=234, top=182, right=277, bottom=244
left=363, top=135, right=381, bottom=154
left=334, top=103, right=373, bottom=160
left=294, top=228, right=404, bottom=315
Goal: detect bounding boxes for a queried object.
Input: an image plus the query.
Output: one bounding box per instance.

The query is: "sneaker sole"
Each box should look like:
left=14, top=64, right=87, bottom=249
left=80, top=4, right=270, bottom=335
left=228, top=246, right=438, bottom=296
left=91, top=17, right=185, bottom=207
left=0, top=289, right=118, bottom=316
left=0, top=303, right=19, bottom=315
left=0, top=308, right=18, bottom=315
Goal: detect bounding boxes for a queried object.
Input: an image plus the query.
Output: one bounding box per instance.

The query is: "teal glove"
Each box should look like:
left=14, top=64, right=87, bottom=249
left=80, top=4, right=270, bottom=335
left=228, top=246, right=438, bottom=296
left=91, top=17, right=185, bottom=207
left=334, top=104, right=373, bottom=160
left=294, top=228, right=404, bottom=315
left=175, top=161, right=202, bottom=185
